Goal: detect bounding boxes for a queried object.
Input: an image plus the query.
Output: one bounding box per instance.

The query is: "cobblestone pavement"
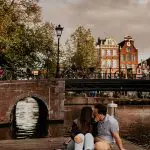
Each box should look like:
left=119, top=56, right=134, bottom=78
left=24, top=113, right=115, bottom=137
left=0, top=137, right=146, bottom=150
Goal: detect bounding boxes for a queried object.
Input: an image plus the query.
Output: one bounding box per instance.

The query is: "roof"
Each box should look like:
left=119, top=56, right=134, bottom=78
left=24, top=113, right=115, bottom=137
left=96, top=37, right=106, bottom=45
left=139, top=57, right=150, bottom=66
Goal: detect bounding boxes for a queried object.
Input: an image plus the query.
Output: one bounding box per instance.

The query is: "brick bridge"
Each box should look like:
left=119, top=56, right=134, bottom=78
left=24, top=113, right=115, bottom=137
left=1, top=78, right=150, bottom=124
left=0, top=79, right=65, bottom=124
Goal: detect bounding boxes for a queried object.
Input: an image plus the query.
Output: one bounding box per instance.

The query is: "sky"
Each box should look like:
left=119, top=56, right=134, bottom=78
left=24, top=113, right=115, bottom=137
left=38, top=0, right=150, bottom=62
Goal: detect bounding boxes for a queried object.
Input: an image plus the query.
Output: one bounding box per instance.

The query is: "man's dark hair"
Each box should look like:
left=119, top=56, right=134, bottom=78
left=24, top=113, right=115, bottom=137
left=94, top=104, right=107, bottom=115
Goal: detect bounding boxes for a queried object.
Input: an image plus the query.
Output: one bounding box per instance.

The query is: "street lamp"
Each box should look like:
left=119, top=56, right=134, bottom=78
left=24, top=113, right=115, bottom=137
left=55, top=24, right=63, bottom=78
left=118, top=45, right=121, bottom=79
left=96, top=38, right=101, bottom=78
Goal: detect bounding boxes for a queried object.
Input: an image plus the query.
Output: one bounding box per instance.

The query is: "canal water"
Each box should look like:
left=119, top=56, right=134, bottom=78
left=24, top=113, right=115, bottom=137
left=0, top=98, right=149, bottom=149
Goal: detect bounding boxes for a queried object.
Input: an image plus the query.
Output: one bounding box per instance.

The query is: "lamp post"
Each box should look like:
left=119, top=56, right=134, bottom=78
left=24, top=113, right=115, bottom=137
left=96, top=44, right=100, bottom=78
left=118, top=45, right=121, bottom=79
left=55, top=24, right=63, bottom=78
left=97, top=38, right=101, bottom=78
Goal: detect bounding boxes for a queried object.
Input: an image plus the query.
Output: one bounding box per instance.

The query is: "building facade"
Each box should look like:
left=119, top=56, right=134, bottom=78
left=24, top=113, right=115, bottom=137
left=96, top=36, right=119, bottom=79
left=118, top=36, right=138, bottom=78
left=136, top=58, right=150, bottom=79
left=96, top=35, right=138, bottom=79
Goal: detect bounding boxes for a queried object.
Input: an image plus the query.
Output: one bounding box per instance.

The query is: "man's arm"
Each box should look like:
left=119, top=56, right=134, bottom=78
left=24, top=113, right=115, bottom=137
left=112, top=131, right=126, bottom=150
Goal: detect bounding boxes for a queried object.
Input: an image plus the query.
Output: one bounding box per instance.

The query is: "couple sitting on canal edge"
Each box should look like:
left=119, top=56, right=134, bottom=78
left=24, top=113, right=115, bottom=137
left=67, top=104, right=126, bottom=150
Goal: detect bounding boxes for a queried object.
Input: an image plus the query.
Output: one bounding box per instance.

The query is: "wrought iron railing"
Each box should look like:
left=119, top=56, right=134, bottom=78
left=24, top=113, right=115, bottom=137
left=0, top=67, right=50, bottom=80
left=0, top=66, right=149, bottom=80
left=61, top=67, right=150, bottom=80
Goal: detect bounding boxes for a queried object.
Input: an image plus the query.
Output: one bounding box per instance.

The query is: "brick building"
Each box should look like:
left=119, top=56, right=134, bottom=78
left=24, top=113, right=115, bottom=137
left=136, top=58, right=150, bottom=79
left=96, top=35, right=138, bottom=79
left=96, top=36, right=119, bottom=78
left=118, top=36, right=138, bottom=78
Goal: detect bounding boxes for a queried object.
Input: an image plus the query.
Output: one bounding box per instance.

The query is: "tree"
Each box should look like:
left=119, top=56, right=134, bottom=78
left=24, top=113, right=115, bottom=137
left=65, top=26, right=96, bottom=71
left=61, top=39, right=75, bottom=68
left=0, top=0, right=56, bottom=78
left=34, top=22, right=56, bottom=76
left=0, top=0, right=41, bottom=67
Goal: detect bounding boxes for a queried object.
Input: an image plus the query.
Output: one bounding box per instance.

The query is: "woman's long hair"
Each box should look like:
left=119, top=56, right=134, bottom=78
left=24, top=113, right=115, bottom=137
left=79, top=106, right=93, bottom=134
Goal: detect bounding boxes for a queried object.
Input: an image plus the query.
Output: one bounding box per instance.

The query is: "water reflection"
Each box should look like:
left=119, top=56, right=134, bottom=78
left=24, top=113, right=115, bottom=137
left=11, top=97, right=48, bottom=139
left=15, top=97, right=39, bottom=139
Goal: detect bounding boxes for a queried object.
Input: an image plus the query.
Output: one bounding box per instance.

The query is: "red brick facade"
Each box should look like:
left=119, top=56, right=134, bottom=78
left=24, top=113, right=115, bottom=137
left=119, top=36, right=138, bottom=76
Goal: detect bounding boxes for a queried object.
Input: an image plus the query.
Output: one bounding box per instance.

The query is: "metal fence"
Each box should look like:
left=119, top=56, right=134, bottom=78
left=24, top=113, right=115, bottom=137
left=61, top=67, right=150, bottom=80
left=0, top=66, right=150, bottom=80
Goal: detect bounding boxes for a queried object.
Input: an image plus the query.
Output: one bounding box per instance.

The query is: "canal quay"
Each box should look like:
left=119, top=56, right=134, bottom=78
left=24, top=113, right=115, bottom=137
left=0, top=79, right=150, bottom=150
left=0, top=97, right=149, bottom=150
left=0, top=137, right=146, bottom=150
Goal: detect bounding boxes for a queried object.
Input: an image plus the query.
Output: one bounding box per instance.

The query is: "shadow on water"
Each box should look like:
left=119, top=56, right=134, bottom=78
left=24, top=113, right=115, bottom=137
left=10, top=97, right=49, bottom=139
left=33, top=96, right=49, bottom=138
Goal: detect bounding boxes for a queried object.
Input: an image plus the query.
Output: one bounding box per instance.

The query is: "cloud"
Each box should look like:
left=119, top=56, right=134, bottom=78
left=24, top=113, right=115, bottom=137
left=136, top=0, right=149, bottom=5
left=38, top=0, right=150, bottom=61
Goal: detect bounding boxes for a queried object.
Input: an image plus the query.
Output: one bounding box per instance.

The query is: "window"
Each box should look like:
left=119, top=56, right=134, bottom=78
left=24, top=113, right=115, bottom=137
left=132, top=64, right=136, bottom=72
left=133, top=54, right=136, bottom=61
left=126, top=47, right=131, bottom=53
left=127, top=54, right=131, bottom=61
left=131, top=55, right=134, bottom=61
left=127, top=64, right=132, bottom=68
left=138, top=68, right=141, bottom=74
left=113, top=50, right=117, bottom=56
left=102, top=49, right=106, bottom=57
left=121, top=55, right=126, bottom=61
left=121, top=64, right=125, bottom=69
left=107, top=59, right=112, bottom=67
left=102, top=60, right=107, bottom=68
left=113, top=60, right=117, bottom=68
left=107, top=50, right=111, bottom=56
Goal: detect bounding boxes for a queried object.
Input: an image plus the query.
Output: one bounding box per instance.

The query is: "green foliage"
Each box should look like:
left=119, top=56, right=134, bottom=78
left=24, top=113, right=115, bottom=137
left=34, top=22, right=56, bottom=73
left=65, top=26, right=96, bottom=70
left=0, top=0, right=56, bottom=77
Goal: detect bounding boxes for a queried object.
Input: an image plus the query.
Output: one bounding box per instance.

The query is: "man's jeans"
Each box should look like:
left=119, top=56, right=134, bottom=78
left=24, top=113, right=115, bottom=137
left=67, top=133, right=94, bottom=150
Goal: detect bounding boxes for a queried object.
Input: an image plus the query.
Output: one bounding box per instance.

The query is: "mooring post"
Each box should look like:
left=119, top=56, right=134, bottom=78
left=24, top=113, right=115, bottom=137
left=107, top=101, right=118, bottom=117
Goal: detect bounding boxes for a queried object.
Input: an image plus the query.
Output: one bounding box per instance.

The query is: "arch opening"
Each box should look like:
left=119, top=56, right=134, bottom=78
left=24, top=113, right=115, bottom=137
left=10, top=96, right=49, bottom=139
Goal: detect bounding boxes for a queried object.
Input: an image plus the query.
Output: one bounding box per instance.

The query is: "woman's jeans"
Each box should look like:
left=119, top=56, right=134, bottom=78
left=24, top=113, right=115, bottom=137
left=67, top=133, right=94, bottom=150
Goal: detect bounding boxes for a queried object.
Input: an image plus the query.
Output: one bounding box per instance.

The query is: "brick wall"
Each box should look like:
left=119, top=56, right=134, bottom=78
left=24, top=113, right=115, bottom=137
left=0, top=79, right=65, bottom=124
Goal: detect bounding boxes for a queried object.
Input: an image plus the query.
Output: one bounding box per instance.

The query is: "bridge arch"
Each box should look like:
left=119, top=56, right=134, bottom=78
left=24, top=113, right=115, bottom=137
left=0, top=79, right=64, bottom=124
left=8, top=92, right=49, bottom=124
